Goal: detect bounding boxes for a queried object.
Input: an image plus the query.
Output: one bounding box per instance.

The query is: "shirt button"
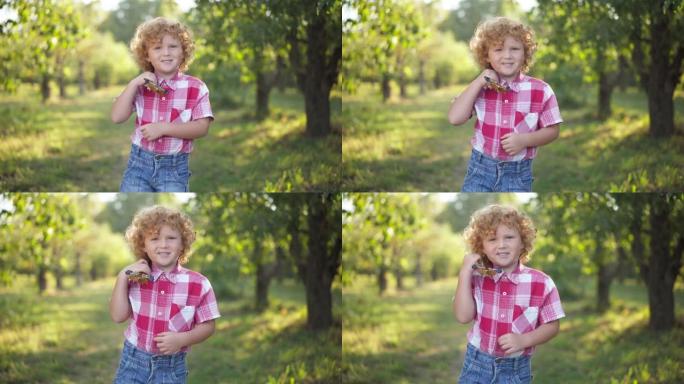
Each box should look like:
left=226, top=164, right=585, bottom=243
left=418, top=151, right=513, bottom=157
left=160, top=117, right=164, bottom=121
left=500, top=314, right=505, bottom=319
left=502, top=292, right=507, bottom=296
left=503, top=120, right=508, bottom=124
left=161, top=290, right=165, bottom=294
left=162, top=97, right=166, bottom=101
left=157, top=312, right=162, bottom=316
left=504, top=99, right=509, bottom=103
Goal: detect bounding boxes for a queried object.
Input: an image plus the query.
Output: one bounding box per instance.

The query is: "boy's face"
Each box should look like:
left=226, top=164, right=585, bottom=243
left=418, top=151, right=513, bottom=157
left=146, top=34, right=183, bottom=77
left=144, top=224, right=183, bottom=272
left=482, top=224, right=524, bottom=273
left=487, top=36, right=524, bottom=81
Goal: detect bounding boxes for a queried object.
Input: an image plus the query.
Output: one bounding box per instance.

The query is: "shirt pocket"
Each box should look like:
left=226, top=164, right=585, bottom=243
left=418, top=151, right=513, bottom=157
left=170, top=108, right=193, bottom=123
left=169, top=304, right=196, bottom=332
left=514, top=111, right=539, bottom=133
left=511, top=305, right=539, bottom=334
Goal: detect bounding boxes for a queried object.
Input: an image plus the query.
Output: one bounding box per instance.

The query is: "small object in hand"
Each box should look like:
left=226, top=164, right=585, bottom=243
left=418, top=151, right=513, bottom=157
left=143, top=78, right=168, bottom=95
left=484, top=76, right=509, bottom=92
left=126, top=270, right=151, bottom=283
left=471, top=263, right=503, bottom=277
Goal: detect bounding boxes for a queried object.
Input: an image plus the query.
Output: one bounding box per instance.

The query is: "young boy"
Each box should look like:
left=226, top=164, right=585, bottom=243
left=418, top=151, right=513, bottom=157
left=452, top=205, right=564, bottom=383
left=111, top=17, right=213, bottom=192
left=110, top=206, right=220, bottom=384
left=448, top=17, right=563, bottom=192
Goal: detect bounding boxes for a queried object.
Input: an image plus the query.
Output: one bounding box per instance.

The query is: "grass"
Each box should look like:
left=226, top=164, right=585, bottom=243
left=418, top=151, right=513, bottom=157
left=342, top=276, right=684, bottom=383
left=0, top=277, right=341, bottom=383
left=0, top=84, right=341, bottom=192
left=341, top=84, right=684, bottom=192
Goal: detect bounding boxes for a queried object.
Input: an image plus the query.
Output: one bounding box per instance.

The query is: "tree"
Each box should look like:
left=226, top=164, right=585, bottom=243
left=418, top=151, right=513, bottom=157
left=615, top=194, right=684, bottom=331
left=193, top=0, right=288, bottom=120
left=613, top=0, right=684, bottom=137
left=344, top=0, right=424, bottom=102
left=0, top=0, right=84, bottom=101
left=2, top=194, right=81, bottom=293
left=272, top=0, right=342, bottom=136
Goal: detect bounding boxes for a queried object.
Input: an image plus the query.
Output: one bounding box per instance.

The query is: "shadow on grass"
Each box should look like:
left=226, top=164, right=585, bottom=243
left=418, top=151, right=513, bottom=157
left=0, top=88, right=341, bottom=192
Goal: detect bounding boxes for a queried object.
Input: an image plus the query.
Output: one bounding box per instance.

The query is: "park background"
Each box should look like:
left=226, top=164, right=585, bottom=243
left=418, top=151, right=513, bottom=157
left=342, top=193, right=684, bottom=383
left=0, top=192, right=342, bottom=383
left=342, top=0, right=684, bottom=191
left=0, top=0, right=342, bottom=192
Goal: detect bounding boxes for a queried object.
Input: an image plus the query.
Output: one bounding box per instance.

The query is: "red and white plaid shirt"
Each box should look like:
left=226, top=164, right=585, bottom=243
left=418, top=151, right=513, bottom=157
left=471, top=73, right=563, bottom=161
left=467, top=263, right=565, bottom=357
left=124, top=263, right=220, bottom=354
left=132, top=72, right=214, bottom=154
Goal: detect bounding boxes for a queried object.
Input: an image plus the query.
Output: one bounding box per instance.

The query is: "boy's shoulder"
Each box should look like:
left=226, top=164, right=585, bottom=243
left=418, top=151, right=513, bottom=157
left=521, top=74, right=554, bottom=92
left=177, top=266, right=212, bottom=285
left=177, top=73, right=207, bottom=86
left=519, top=264, right=556, bottom=284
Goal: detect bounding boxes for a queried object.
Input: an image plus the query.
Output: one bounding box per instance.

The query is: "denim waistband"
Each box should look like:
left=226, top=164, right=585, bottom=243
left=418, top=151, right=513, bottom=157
left=471, top=149, right=531, bottom=172
left=130, top=144, right=190, bottom=162
left=123, top=340, right=186, bottom=367
left=465, top=343, right=530, bottom=369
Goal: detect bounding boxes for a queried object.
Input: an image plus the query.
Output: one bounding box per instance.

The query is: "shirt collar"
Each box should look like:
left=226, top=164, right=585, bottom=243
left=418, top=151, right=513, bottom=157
left=491, top=262, right=525, bottom=284
left=500, top=72, right=526, bottom=93
left=156, top=71, right=182, bottom=92
left=150, top=262, right=183, bottom=283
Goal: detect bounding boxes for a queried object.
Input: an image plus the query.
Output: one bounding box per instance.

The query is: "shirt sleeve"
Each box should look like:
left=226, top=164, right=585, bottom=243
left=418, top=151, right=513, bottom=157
left=191, top=81, right=214, bottom=121
left=539, top=85, right=563, bottom=128
left=538, top=277, right=565, bottom=324
left=195, top=278, right=221, bottom=324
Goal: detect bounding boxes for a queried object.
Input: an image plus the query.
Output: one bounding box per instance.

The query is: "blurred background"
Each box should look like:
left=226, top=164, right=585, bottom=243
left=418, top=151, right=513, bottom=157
left=342, top=192, right=684, bottom=383
left=341, top=0, right=684, bottom=192
left=0, top=192, right=341, bottom=383
left=0, top=0, right=342, bottom=192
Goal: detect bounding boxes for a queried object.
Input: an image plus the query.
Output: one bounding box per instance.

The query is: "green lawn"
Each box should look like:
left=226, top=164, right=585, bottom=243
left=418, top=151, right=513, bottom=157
left=341, top=84, right=684, bottom=191
left=0, top=277, right=341, bottom=383
left=342, top=277, right=684, bottom=383
left=0, top=85, right=341, bottom=192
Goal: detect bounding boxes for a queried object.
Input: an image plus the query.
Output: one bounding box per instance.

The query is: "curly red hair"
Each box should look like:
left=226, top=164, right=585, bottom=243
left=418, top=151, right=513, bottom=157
left=469, top=17, right=537, bottom=73
left=129, top=17, right=195, bottom=73
left=125, top=205, right=196, bottom=265
left=463, top=204, right=536, bottom=266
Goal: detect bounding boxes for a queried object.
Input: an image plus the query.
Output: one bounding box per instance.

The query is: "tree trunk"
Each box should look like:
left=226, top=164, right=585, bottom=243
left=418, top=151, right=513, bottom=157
left=395, top=268, right=404, bottom=290
left=381, top=73, right=391, bottom=102
left=304, top=194, right=340, bottom=330
left=255, top=70, right=271, bottom=121
left=255, top=261, right=271, bottom=312
left=75, top=250, right=83, bottom=286
left=414, top=252, right=423, bottom=287
left=418, top=59, right=426, bottom=95
left=377, top=263, right=387, bottom=295
left=78, top=60, right=85, bottom=96
left=646, top=195, right=676, bottom=330
left=40, top=74, right=51, bottom=103
left=37, top=266, right=47, bottom=293
left=645, top=3, right=677, bottom=137
left=597, top=70, right=612, bottom=121
left=596, top=263, right=611, bottom=313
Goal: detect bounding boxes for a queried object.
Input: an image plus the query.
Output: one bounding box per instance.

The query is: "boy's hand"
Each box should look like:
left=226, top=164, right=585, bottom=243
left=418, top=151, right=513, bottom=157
left=121, top=259, right=151, bottom=276
left=134, top=71, right=156, bottom=87
left=478, top=69, right=499, bottom=89
left=498, top=333, right=527, bottom=355
left=461, top=253, right=481, bottom=274
left=154, top=332, right=187, bottom=355
left=140, top=122, right=168, bottom=141
left=501, top=132, right=526, bottom=155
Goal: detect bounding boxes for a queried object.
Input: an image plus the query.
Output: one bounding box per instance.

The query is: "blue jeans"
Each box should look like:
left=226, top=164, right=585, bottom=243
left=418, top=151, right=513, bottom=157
left=120, top=144, right=191, bottom=192
left=461, top=149, right=533, bottom=192
left=113, top=340, right=188, bottom=384
left=458, top=343, right=532, bottom=384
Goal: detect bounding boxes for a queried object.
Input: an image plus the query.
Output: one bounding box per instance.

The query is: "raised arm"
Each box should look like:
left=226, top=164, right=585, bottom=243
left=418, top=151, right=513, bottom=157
left=453, top=253, right=481, bottom=323
left=448, top=69, right=497, bottom=126
left=111, top=72, right=155, bottom=123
